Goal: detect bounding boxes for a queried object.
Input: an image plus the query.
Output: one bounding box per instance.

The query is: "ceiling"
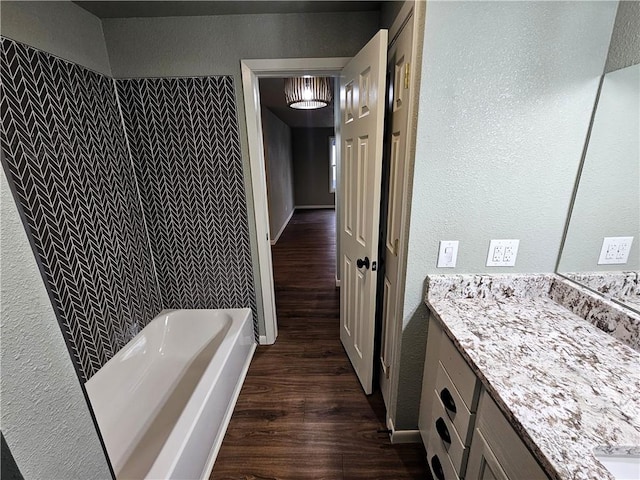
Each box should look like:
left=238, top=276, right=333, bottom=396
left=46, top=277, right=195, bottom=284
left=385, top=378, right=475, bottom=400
left=259, top=78, right=335, bottom=129
left=74, top=1, right=384, bottom=19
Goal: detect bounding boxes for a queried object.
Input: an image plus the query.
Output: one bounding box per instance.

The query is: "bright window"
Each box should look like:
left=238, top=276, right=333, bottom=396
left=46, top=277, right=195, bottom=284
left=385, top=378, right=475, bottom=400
left=329, top=136, right=337, bottom=193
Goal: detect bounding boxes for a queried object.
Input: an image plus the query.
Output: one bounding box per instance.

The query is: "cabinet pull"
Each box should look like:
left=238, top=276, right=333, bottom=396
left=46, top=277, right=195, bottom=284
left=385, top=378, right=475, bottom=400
left=430, top=455, right=445, bottom=480
left=440, top=387, right=457, bottom=414
left=435, top=417, right=451, bottom=444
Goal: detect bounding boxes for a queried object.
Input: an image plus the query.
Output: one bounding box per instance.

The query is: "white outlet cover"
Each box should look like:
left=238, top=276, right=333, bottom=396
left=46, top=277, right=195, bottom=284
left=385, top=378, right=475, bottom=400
left=598, top=237, right=634, bottom=265
left=486, top=239, right=520, bottom=267
left=437, top=240, right=459, bottom=268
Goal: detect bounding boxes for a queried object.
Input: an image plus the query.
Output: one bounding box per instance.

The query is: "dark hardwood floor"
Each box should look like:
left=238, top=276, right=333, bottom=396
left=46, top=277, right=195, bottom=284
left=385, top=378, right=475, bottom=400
left=211, top=209, right=430, bottom=479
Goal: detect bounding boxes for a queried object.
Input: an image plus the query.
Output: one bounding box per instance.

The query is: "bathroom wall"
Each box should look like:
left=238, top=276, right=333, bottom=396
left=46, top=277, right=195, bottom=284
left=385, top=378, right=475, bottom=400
left=292, top=127, right=336, bottom=208
left=1, top=167, right=112, bottom=479
left=605, top=0, right=640, bottom=74
left=1, top=37, right=162, bottom=381
left=101, top=12, right=380, bottom=335
left=0, top=0, right=111, bottom=76
left=102, top=12, right=379, bottom=79
left=392, top=1, right=618, bottom=429
left=0, top=3, right=113, bottom=477
left=261, top=107, right=295, bottom=242
left=117, top=77, right=257, bottom=327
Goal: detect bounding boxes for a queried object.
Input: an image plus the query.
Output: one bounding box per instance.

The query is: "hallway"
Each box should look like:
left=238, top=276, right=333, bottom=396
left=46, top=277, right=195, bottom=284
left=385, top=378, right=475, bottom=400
left=211, top=209, right=429, bottom=479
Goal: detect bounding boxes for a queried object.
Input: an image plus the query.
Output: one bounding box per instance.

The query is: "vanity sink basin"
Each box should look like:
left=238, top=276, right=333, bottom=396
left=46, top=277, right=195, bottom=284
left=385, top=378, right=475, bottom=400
left=595, top=452, right=640, bottom=480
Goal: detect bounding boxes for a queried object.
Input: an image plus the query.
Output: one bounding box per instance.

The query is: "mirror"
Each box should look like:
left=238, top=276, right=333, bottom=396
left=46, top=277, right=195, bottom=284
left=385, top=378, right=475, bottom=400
left=557, top=63, right=640, bottom=312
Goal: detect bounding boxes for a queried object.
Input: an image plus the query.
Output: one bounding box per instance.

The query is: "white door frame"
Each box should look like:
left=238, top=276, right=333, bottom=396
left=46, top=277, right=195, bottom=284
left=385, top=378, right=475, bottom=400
left=381, top=1, right=425, bottom=441
left=241, top=57, right=350, bottom=344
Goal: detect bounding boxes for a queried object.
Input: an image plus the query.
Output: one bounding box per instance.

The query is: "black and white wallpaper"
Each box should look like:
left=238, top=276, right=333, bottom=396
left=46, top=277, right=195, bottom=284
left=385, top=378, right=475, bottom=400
left=0, top=37, right=162, bottom=381
left=117, top=77, right=258, bottom=327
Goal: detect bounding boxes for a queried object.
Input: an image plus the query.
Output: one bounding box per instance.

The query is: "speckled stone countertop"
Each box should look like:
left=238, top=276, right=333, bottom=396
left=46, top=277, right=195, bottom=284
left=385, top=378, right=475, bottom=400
left=425, top=274, right=640, bottom=480
left=550, top=277, right=640, bottom=351
left=563, top=271, right=640, bottom=313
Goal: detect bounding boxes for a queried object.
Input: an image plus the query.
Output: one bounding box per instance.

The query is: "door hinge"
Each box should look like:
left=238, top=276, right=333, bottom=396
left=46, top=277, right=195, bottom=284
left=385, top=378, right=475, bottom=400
left=404, top=63, right=410, bottom=90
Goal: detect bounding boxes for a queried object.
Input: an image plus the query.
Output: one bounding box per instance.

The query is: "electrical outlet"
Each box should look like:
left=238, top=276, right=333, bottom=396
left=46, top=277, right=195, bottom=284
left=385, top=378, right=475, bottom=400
left=437, top=240, right=459, bottom=268
left=598, top=237, right=634, bottom=265
left=503, top=244, right=516, bottom=263
left=492, top=245, right=505, bottom=262
left=486, top=239, right=519, bottom=267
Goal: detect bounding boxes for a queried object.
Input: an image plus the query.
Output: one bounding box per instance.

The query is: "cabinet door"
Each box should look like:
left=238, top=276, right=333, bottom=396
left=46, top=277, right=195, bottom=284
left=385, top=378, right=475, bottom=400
left=466, top=429, right=509, bottom=480
left=470, top=392, right=549, bottom=480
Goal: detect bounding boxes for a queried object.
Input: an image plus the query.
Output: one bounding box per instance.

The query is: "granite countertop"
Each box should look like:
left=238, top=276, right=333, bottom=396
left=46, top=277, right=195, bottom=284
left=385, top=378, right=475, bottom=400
left=563, top=271, right=640, bottom=314
left=425, top=274, right=640, bottom=480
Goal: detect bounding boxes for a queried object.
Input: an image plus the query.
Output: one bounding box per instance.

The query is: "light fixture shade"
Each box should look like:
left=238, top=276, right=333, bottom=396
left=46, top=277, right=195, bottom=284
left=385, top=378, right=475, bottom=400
left=284, top=77, right=332, bottom=110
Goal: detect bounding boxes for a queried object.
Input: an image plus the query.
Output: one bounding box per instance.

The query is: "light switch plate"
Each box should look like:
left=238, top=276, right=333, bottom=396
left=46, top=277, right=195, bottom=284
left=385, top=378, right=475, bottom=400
left=437, top=240, right=459, bottom=268
left=598, top=237, right=634, bottom=265
left=486, top=239, right=519, bottom=267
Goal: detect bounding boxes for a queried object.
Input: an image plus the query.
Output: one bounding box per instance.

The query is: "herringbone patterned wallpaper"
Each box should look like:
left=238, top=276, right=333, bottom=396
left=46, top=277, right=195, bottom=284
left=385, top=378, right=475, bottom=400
left=117, top=77, right=257, bottom=328
left=1, top=37, right=258, bottom=379
left=0, top=37, right=162, bottom=380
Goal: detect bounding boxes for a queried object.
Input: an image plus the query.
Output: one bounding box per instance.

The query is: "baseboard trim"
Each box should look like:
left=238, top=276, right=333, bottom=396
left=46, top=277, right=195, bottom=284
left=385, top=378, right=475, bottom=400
left=387, top=417, right=422, bottom=444
left=295, top=205, right=335, bottom=210
left=259, top=335, right=269, bottom=345
left=270, top=209, right=295, bottom=245
left=335, top=276, right=341, bottom=287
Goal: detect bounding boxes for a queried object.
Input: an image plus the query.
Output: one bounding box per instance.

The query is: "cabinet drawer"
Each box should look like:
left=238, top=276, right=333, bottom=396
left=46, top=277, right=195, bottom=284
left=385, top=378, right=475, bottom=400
left=440, top=334, right=480, bottom=411
left=429, top=385, right=469, bottom=477
left=435, top=361, right=475, bottom=445
left=427, top=425, right=460, bottom=480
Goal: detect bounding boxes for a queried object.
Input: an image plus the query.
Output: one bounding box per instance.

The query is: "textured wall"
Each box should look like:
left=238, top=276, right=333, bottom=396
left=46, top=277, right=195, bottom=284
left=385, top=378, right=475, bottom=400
left=0, top=1, right=111, bottom=76
left=102, top=12, right=379, bottom=79
left=605, top=1, right=640, bottom=73
left=102, top=12, right=379, bottom=335
left=559, top=64, right=640, bottom=272
left=292, top=127, right=336, bottom=207
left=0, top=167, right=112, bottom=479
left=261, top=107, right=295, bottom=241
left=116, top=77, right=258, bottom=332
left=395, top=1, right=617, bottom=429
left=1, top=37, right=162, bottom=381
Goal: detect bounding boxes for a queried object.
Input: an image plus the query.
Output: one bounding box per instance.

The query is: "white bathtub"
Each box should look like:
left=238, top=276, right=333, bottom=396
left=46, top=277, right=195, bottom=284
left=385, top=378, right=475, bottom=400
left=85, top=308, right=255, bottom=480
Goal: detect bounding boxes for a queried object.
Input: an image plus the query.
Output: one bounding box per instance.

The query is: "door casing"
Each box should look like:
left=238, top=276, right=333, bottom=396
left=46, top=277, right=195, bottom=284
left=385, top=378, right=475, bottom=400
left=241, top=57, right=349, bottom=344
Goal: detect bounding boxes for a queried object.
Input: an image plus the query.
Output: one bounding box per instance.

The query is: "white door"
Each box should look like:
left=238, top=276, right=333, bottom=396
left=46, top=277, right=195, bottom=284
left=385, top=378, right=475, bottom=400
left=339, top=30, right=388, bottom=395
left=380, top=18, right=414, bottom=406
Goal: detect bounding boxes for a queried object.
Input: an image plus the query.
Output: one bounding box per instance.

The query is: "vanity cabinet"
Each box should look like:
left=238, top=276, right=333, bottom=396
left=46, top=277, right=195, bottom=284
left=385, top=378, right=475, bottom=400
left=419, top=314, right=549, bottom=480
left=419, top=315, right=480, bottom=480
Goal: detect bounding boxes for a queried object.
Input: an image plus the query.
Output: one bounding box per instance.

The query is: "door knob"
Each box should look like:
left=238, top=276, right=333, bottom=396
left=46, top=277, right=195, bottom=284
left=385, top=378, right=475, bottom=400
left=356, top=257, right=370, bottom=269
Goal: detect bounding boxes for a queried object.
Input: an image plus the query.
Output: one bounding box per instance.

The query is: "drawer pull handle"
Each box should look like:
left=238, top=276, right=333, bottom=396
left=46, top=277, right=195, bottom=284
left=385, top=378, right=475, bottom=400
left=435, top=417, right=451, bottom=444
left=440, top=387, right=457, bottom=414
left=431, top=455, right=445, bottom=480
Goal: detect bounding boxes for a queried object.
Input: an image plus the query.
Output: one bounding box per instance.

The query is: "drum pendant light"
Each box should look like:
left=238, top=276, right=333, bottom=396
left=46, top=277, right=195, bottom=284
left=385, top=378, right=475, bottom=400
left=284, top=76, right=332, bottom=110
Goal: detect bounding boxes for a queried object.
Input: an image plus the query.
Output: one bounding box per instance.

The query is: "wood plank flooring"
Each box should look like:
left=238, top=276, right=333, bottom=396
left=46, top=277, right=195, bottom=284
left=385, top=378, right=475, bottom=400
left=211, top=209, right=430, bottom=480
